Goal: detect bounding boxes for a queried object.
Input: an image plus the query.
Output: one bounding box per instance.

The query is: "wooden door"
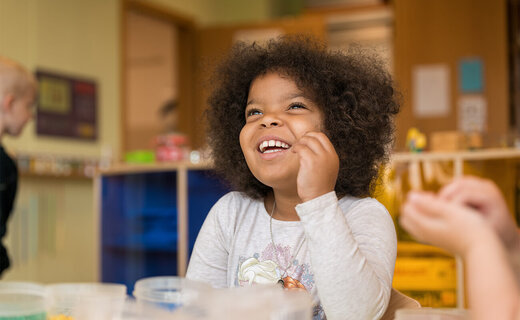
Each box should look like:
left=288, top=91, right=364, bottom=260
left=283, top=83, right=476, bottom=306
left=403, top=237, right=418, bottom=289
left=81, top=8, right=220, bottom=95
left=121, top=0, right=196, bottom=157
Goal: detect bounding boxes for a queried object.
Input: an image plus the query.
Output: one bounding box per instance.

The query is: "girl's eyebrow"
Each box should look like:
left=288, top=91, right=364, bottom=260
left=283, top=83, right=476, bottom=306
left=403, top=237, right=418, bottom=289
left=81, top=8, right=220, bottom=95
left=284, top=92, right=305, bottom=100
left=246, top=92, right=309, bottom=106
left=284, top=93, right=308, bottom=100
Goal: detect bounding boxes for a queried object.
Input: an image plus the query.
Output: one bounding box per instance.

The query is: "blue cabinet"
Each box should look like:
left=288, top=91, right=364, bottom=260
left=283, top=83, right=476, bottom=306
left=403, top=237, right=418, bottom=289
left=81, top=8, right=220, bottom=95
left=97, top=164, right=229, bottom=294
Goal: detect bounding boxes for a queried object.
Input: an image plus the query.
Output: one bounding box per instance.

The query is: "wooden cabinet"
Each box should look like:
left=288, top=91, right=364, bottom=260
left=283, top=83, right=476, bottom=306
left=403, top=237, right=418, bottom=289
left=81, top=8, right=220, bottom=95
left=95, top=162, right=229, bottom=293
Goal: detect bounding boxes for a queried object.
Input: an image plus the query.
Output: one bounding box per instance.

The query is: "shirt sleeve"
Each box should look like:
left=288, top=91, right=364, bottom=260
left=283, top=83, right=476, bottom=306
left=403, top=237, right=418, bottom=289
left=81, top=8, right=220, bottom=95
left=186, top=194, right=233, bottom=288
left=296, top=191, right=397, bottom=320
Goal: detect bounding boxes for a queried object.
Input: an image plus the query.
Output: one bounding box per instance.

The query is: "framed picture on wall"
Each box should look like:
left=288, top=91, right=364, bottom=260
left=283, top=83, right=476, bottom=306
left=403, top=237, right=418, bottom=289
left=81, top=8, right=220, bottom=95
left=35, top=70, right=97, bottom=141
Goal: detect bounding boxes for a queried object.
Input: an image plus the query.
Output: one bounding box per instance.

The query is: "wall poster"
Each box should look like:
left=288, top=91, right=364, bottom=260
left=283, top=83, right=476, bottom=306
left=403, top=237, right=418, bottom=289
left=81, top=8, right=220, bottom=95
left=36, top=70, right=97, bottom=140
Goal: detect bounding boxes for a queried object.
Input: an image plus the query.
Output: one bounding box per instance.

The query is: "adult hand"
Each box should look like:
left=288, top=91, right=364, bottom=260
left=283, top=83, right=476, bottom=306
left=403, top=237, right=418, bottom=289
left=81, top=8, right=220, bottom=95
left=292, top=131, right=339, bottom=202
left=401, top=191, right=492, bottom=257
left=439, top=176, right=520, bottom=251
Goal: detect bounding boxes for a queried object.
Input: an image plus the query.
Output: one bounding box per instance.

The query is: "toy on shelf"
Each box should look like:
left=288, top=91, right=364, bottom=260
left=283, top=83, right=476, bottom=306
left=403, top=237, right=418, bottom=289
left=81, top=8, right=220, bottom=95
left=155, top=133, right=189, bottom=162
left=406, top=127, right=427, bottom=152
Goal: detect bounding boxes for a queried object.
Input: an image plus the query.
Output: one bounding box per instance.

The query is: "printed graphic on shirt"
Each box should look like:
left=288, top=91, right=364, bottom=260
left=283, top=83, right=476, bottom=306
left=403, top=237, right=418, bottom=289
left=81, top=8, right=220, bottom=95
left=235, top=243, right=326, bottom=319
left=236, top=242, right=313, bottom=290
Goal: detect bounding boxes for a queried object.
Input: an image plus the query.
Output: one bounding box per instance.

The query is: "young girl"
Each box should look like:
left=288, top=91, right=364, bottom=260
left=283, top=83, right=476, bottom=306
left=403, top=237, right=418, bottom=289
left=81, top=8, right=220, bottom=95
left=186, top=36, right=400, bottom=319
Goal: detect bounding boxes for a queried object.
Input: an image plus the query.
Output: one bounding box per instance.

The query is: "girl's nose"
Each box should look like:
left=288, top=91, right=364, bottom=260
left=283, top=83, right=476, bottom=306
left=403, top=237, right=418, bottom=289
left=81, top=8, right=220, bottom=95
left=260, top=113, right=282, bottom=128
left=261, top=120, right=280, bottom=128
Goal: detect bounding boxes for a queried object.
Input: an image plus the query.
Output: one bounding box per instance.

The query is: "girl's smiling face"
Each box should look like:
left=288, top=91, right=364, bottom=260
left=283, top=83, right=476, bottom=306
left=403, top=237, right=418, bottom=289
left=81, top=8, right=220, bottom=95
left=239, top=72, right=324, bottom=191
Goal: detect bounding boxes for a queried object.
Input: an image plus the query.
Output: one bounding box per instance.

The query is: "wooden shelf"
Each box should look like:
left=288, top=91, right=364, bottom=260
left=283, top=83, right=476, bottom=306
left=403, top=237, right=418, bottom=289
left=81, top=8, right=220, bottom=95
left=20, top=172, right=92, bottom=180
left=97, top=148, right=520, bottom=177
left=397, top=242, right=452, bottom=258
left=96, top=160, right=214, bottom=176
left=391, top=148, right=520, bottom=163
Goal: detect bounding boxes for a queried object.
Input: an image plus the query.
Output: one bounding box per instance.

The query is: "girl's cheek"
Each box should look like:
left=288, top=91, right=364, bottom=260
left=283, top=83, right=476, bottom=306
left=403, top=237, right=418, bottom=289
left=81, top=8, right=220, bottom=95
left=238, top=129, right=247, bottom=154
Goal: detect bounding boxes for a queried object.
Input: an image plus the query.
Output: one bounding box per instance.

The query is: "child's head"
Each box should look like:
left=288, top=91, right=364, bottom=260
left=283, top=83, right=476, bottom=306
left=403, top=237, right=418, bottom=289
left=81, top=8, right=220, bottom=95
left=159, top=99, right=179, bottom=134
left=206, top=35, right=400, bottom=199
left=0, top=56, right=37, bottom=138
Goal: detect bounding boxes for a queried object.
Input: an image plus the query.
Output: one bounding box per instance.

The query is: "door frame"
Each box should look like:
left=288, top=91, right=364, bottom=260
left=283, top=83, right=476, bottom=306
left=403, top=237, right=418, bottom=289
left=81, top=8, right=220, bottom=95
left=120, top=0, right=196, bottom=158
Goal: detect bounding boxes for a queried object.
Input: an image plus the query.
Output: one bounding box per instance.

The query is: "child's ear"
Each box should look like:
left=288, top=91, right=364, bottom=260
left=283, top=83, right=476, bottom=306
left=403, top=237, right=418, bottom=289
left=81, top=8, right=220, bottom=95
left=0, top=93, right=14, bottom=113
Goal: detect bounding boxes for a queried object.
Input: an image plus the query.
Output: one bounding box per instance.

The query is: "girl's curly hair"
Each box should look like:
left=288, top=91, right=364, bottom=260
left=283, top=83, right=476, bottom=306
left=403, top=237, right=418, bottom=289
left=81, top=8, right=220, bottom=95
left=206, top=35, right=400, bottom=199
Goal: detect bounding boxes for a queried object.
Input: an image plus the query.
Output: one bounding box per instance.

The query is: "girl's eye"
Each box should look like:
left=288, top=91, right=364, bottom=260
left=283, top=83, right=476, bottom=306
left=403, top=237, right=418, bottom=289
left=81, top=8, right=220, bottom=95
left=288, top=103, right=306, bottom=110
left=246, top=109, right=262, bottom=117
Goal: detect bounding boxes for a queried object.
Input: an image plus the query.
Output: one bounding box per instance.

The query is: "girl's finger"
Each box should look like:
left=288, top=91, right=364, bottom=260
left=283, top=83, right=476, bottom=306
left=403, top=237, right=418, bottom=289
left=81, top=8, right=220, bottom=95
left=293, top=135, right=324, bottom=156
left=302, top=131, right=336, bottom=154
left=291, top=143, right=317, bottom=159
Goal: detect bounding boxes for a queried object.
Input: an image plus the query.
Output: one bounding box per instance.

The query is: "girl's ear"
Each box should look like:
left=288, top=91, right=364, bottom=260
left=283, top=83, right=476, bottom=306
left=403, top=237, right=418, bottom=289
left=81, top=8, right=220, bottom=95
left=0, top=93, right=14, bottom=113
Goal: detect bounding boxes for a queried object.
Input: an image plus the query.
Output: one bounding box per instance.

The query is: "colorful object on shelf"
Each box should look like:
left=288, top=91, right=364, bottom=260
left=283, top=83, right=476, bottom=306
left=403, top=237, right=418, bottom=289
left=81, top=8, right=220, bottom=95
left=124, top=150, right=155, bottom=164
left=406, top=127, right=427, bottom=152
left=155, top=133, right=189, bottom=162
left=430, top=131, right=464, bottom=151
left=15, top=152, right=100, bottom=178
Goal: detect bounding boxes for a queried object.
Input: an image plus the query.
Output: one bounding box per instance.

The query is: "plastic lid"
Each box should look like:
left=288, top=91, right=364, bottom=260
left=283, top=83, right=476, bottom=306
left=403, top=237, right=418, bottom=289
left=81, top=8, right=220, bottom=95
left=0, top=282, right=46, bottom=316
left=133, top=276, right=210, bottom=305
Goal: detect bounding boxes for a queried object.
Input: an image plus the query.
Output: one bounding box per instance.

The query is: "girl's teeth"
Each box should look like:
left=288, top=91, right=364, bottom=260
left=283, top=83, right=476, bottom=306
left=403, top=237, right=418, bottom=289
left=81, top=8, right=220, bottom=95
left=259, top=140, right=290, bottom=153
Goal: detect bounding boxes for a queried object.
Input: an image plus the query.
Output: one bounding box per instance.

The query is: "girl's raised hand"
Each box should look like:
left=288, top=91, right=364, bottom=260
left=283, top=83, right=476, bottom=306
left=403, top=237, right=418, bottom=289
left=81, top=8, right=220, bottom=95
left=291, top=131, right=339, bottom=202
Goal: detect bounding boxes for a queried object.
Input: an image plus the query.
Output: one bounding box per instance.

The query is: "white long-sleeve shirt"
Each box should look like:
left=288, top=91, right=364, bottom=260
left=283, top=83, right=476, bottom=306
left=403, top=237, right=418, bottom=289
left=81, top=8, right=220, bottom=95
left=186, top=191, right=397, bottom=320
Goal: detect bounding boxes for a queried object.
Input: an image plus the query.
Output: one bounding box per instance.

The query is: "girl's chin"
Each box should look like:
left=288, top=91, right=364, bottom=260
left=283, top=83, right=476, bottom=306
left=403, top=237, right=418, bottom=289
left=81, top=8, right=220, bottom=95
left=257, top=177, right=297, bottom=192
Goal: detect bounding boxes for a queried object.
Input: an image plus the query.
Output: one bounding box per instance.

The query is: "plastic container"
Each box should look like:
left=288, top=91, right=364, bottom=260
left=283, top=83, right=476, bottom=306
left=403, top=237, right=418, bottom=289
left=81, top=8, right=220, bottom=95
left=201, top=285, right=313, bottom=320
left=155, top=133, right=190, bottom=162
left=125, top=150, right=155, bottom=164
left=395, top=308, right=469, bottom=320
left=118, top=298, right=181, bottom=320
left=133, top=276, right=211, bottom=312
left=46, top=283, right=126, bottom=320
left=0, top=282, right=46, bottom=320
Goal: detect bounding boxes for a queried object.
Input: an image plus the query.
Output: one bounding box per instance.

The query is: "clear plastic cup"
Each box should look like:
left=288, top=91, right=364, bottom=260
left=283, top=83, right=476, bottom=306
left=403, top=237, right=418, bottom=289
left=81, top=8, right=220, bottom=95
left=395, top=308, right=469, bottom=320
left=201, top=285, right=313, bottom=320
left=133, top=276, right=211, bottom=312
left=0, top=282, right=46, bottom=320
left=46, top=282, right=127, bottom=320
left=118, top=298, right=187, bottom=320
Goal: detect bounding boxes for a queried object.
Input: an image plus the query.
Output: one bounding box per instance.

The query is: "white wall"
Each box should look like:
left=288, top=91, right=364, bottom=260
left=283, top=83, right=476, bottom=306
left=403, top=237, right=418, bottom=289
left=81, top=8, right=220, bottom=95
left=0, top=0, right=120, bottom=159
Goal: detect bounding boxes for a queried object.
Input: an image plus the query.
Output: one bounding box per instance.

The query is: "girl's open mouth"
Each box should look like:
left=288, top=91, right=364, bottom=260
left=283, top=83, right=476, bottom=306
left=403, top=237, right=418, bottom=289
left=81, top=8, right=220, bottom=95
left=258, top=139, right=291, bottom=154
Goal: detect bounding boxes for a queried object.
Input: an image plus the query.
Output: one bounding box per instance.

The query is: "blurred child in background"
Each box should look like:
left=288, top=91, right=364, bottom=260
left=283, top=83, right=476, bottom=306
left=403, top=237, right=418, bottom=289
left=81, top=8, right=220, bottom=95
left=0, top=56, right=37, bottom=276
